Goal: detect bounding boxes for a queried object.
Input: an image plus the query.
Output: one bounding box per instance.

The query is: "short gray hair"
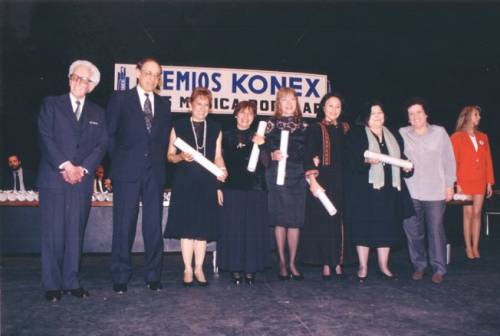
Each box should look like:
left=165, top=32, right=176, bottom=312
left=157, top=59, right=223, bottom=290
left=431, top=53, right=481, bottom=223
left=68, top=60, right=101, bottom=86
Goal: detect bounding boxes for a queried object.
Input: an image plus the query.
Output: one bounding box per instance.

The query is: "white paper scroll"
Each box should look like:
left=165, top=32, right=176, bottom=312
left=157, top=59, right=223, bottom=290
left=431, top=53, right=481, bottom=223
left=306, top=178, right=337, bottom=216
left=247, top=121, right=268, bottom=173
left=363, top=150, right=414, bottom=170
left=453, top=193, right=472, bottom=201
left=174, top=137, right=224, bottom=178
left=276, top=130, right=289, bottom=185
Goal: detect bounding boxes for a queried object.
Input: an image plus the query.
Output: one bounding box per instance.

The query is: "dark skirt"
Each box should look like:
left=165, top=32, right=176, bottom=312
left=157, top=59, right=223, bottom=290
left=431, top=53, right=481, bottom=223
left=265, top=161, right=306, bottom=228
left=217, top=189, right=271, bottom=273
left=164, top=166, right=219, bottom=242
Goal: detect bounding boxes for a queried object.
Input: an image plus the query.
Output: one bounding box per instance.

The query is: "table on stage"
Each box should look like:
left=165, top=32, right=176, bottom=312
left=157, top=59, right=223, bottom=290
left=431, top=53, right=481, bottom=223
left=0, top=196, right=218, bottom=272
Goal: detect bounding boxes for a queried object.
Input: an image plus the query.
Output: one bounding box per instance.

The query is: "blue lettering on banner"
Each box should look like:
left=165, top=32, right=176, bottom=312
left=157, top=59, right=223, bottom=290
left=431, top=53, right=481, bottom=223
left=304, top=78, right=320, bottom=97
left=211, top=73, right=222, bottom=92
left=289, top=77, right=302, bottom=96
left=163, top=70, right=174, bottom=90
left=176, top=71, right=190, bottom=91
left=232, top=74, right=248, bottom=93
left=248, top=75, right=267, bottom=94
left=199, top=72, right=209, bottom=88
left=270, top=76, right=286, bottom=95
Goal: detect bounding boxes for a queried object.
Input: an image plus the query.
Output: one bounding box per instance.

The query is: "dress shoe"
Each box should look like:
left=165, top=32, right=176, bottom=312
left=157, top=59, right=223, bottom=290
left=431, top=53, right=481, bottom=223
left=183, top=271, right=194, bottom=287
left=472, top=248, right=480, bottom=259
left=465, top=248, right=474, bottom=260
left=290, top=272, right=304, bottom=281
left=278, top=273, right=290, bottom=281
left=431, top=273, right=444, bottom=284
left=322, top=273, right=332, bottom=281
left=194, top=270, right=208, bottom=287
left=146, top=281, right=163, bottom=291
left=379, top=272, right=398, bottom=281
left=411, top=271, right=424, bottom=281
left=66, top=288, right=90, bottom=298
left=45, top=290, right=62, bottom=303
left=232, top=272, right=242, bottom=285
left=357, top=275, right=368, bottom=283
left=244, top=273, right=255, bottom=285
left=113, top=283, right=128, bottom=294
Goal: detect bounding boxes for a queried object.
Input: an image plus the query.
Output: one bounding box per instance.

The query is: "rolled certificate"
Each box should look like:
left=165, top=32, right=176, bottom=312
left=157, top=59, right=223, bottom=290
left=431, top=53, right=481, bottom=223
left=306, top=179, right=337, bottom=216
left=174, top=137, right=224, bottom=178
left=453, top=193, right=472, bottom=201
left=276, top=130, right=289, bottom=185
left=363, top=150, right=413, bottom=170
left=247, top=121, right=267, bottom=172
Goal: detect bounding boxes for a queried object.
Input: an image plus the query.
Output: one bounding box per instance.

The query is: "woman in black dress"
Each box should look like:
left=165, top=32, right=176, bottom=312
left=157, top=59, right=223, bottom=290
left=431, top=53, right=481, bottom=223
left=217, top=101, right=270, bottom=285
left=264, top=87, right=308, bottom=280
left=302, top=93, right=347, bottom=279
left=165, top=87, right=227, bottom=286
left=345, top=102, right=413, bottom=282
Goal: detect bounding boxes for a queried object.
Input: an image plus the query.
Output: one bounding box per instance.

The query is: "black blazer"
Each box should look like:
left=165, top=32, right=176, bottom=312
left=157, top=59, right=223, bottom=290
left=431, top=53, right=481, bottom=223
left=2, top=168, right=37, bottom=191
left=106, top=88, right=171, bottom=185
left=37, top=94, right=108, bottom=190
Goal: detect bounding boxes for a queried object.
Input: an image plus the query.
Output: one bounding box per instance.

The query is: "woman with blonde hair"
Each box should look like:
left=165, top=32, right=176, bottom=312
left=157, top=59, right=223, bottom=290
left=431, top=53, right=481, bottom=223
left=264, top=87, right=308, bottom=280
left=451, top=105, right=495, bottom=259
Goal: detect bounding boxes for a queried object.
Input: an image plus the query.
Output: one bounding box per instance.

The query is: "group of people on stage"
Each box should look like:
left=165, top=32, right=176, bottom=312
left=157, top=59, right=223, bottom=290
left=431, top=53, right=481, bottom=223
left=36, top=57, right=495, bottom=303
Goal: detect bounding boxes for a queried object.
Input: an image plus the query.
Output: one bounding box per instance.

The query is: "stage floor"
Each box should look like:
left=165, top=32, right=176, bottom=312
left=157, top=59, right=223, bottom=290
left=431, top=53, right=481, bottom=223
left=2, top=244, right=500, bottom=336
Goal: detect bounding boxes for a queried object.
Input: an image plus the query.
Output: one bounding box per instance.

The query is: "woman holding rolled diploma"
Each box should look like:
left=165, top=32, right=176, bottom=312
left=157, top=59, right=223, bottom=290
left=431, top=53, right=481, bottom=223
left=217, top=101, right=270, bottom=285
left=451, top=105, right=494, bottom=260
left=265, top=87, right=308, bottom=280
left=301, top=93, right=348, bottom=279
left=345, top=102, right=414, bottom=282
left=164, top=87, right=227, bottom=287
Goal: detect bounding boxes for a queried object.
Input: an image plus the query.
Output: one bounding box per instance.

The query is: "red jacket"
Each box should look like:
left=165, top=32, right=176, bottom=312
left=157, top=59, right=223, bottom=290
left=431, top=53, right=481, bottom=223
left=451, top=130, right=495, bottom=194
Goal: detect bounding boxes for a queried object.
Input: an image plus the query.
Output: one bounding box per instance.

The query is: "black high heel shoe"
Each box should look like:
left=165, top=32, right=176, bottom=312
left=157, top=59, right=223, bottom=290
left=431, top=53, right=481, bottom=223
left=232, top=272, right=242, bottom=285
left=290, top=270, right=304, bottom=281
left=194, top=271, right=209, bottom=287
left=379, top=272, right=398, bottom=281
left=357, top=271, right=368, bottom=283
left=245, top=273, right=255, bottom=285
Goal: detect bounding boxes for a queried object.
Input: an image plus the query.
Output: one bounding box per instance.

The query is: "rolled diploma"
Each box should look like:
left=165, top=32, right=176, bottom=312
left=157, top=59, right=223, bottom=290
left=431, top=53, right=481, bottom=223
left=363, top=150, right=413, bottom=170
left=453, top=193, right=471, bottom=201
left=247, top=121, right=267, bottom=172
left=174, top=137, right=224, bottom=178
left=306, top=178, right=337, bottom=216
left=276, top=130, right=289, bottom=185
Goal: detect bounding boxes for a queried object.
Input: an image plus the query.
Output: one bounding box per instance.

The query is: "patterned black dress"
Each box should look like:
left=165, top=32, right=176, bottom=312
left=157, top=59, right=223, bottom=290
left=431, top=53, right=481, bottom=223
left=264, top=117, right=308, bottom=228
left=301, top=121, right=346, bottom=266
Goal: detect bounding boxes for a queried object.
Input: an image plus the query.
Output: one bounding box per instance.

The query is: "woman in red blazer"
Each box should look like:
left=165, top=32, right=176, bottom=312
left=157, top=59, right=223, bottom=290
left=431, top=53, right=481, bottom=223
left=451, top=106, right=495, bottom=259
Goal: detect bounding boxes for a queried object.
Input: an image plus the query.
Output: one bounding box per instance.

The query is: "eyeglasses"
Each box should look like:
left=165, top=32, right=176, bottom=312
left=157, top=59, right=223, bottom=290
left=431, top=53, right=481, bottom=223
left=70, top=74, right=94, bottom=85
left=141, top=70, right=161, bottom=79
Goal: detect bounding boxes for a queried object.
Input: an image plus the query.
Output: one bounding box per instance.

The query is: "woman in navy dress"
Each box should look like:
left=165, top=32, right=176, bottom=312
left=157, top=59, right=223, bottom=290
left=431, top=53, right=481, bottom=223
left=264, top=87, right=308, bottom=280
left=165, top=87, right=227, bottom=286
left=217, top=101, right=270, bottom=285
left=302, top=93, right=348, bottom=279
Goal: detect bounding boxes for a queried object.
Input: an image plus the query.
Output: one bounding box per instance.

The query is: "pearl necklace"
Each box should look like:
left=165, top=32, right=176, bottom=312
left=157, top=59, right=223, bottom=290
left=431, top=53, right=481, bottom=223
left=190, top=117, right=207, bottom=157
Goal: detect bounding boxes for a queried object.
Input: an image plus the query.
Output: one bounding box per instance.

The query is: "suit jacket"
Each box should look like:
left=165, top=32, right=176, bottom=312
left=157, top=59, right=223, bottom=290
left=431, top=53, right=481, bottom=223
left=451, top=130, right=495, bottom=192
left=2, top=168, right=37, bottom=191
left=37, top=94, right=108, bottom=191
left=106, top=88, right=171, bottom=185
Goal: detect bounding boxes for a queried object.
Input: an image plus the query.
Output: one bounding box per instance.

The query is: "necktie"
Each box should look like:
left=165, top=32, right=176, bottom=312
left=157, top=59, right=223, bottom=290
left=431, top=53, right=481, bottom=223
left=14, top=171, right=20, bottom=191
left=143, top=93, right=153, bottom=133
left=74, top=100, right=82, bottom=121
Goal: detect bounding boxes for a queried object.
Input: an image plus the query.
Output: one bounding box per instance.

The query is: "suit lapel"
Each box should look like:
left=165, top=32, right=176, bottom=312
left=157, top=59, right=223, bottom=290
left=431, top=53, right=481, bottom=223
left=61, top=95, right=79, bottom=128
left=130, top=88, right=149, bottom=134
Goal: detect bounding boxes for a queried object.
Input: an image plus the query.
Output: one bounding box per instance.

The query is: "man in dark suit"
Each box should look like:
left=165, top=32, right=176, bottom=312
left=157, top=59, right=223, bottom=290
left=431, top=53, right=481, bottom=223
left=107, top=58, right=171, bottom=293
left=38, top=60, right=107, bottom=302
left=3, top=154, right=36, bottom=191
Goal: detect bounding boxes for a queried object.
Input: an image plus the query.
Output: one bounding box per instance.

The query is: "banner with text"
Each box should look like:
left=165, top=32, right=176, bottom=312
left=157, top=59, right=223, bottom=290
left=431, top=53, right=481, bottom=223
left=114, top=64, right=328, bottom=117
